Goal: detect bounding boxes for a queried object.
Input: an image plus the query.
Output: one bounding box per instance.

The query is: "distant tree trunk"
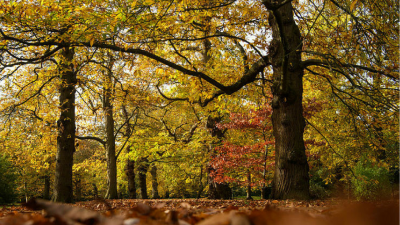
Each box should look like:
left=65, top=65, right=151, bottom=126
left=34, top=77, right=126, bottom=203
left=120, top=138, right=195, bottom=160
left=125, top=152, right=136, bottom=199
left=261, top=145, right=269, bottom=199
left=214, top=181, right=232, bottom=199
left=43, top=176, right=50, bottom=200
left=118, top=183, right=123, bottom=199
left=75, top=176, right=81, bottom=201
left=103, top=58, right=118, bottom=199
left=246, top=170, right=253, bottom=200
left=165, top=190, right=170, bottom=199
left=137, top=158, right=149, bottom=199
left=92, top=182, right=98, bottom=199
left=122, top=105, right=136, bottom=199
left=52, top=47, right=76, bottom=203
left=196, top=166, right=204, bottom=199
left=264, top=1, right=310, bottom=199
left=24, top=181, right=28, bottom=203
left=206, top=116, right=232, bottom=199
left=375, top=126, right=386, bottom=160
left=150, top=165, right=160, bottom=199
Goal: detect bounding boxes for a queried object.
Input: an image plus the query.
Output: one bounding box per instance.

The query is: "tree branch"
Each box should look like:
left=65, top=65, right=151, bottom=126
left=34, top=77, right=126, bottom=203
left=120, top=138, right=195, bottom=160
left=114, top=107, right=138, bottom=139
left=76, top=136, right=106, bottom=146
left=301, top=59, right=397, bottom=80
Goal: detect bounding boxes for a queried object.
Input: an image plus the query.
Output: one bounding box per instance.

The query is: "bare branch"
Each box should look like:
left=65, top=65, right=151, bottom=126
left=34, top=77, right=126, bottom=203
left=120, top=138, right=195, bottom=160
left=76, top=136, right=106, bottom=146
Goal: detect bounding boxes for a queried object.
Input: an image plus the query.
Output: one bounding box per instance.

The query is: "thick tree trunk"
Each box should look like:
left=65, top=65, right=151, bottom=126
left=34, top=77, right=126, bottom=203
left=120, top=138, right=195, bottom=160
left=246, top=170, right=253, bottom=200
left=104, top=62, right=118, bottom=199
left=52, top=47, right=76, bottom=203
left=264, top=1, right=310, bottom=199
left=43, top=176, right=50, bottom=200
left=138, top=158, right=149, bottom=199
left=150, top=165, right=160, bottom=199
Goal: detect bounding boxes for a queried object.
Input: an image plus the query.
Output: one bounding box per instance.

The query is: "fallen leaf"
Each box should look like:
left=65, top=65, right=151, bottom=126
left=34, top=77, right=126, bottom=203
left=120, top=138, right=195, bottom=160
left=196, top=212, right=230, bottom=225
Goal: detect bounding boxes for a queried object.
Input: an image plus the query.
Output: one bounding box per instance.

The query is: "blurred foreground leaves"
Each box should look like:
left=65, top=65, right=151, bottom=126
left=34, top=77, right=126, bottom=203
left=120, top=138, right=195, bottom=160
left=0, top=199, right=398, bottom=225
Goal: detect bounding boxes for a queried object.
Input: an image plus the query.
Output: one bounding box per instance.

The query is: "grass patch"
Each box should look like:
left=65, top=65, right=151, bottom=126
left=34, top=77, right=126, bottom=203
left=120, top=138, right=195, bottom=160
left=234, top=196, right=261, bottom=200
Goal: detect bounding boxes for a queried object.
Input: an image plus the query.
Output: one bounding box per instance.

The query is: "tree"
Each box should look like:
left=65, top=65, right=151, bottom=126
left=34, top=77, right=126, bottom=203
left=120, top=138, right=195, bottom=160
left=122, top=105, right=137, bottom=199
left=74, top=50, right=142, bottom=199
left=1, top=0, right=397, bottom=200
left=52, top=47, right=77, bottom=203
left=211, top=105, right=274, bottom=198
left=0, top=154, right=17, bottom=203
left=0, top=110, right=57, bottom=201
left=102, top=54, right=117, bottom=199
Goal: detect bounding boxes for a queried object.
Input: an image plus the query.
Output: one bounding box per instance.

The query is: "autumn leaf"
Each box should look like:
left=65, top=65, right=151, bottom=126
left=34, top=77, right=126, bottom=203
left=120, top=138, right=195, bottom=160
left=350, top=0, right=358, bottom=11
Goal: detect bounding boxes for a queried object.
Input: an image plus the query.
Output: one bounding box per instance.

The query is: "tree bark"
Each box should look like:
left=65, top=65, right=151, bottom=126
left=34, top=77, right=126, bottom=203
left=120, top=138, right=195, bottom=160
left=122, top=102, right=137, bottom=199
left=52, top=47, right=76, bottom=203
left=138, top=158, right=149, bottom=199
left=264, top=1, right=310, bottom=199
left=125, top=152, right=136, bottom=199
left=246, top=170, right=253, bottom=200
left=24, top=181, right=28, bottom=203
left=150, top=165, right=160, bottom=199
left=122, top=106, right=136, bottom=199
left=92, top=177, right=98, bottom=200
left=103, top=59, right=118, bottom=199
left=261, top=144, right=269, bottom=199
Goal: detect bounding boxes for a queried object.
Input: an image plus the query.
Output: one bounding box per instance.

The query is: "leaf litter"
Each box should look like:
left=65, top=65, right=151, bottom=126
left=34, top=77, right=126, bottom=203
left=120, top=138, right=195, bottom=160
left=0, top=198, right=398, bottom=225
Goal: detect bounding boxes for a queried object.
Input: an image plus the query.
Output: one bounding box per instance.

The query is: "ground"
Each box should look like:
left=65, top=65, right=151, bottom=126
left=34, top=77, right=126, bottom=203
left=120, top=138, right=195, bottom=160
left=0, top=199, right=398, bottom=225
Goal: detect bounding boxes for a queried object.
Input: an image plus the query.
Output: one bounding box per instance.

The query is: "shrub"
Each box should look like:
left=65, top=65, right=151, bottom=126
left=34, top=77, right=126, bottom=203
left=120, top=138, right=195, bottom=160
left=0, top=154, right=17, bottom=204
left=351, top=159, right=391, bottom=200
left=309, top=169, right=332, bottom=199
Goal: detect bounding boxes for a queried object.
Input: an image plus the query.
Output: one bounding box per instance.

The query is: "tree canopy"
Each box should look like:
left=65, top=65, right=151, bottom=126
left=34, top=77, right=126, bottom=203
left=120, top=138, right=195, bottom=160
left=0, top=0, right=398, bottom=202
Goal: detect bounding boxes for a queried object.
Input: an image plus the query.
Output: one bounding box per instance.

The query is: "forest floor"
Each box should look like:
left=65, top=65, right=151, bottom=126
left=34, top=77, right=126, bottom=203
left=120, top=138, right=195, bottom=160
left=0, top=198, right=398, bottom=225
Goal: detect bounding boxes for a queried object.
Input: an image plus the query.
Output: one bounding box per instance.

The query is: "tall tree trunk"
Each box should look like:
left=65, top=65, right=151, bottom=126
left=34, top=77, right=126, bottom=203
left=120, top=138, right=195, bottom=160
left=104, top=59, right=118, bottom=199
left=52, top=47, right=76, bottom=203
left=43, top=175, right=50, bottom=200
left=122, top=106, right=136, bottom=199
left=196, top=166, right=204, bottom=199
left=24, top=181, right=28, bottom=203
left=125, top=152, right=136, bottom=199
left=137, top=158, right=149, bottom=199
left=246, top=170, right=253, bottom=200
left=264, top=1, right=310, bottom=199
left=261, top=144, right=269, bottom=199
left=150, top=165, right=160, bottom=199
left=75, top=175, right=81, bottom=201
left=206, top=116, right=232, bottom=199
left=92, top=178, right=98, bottom=200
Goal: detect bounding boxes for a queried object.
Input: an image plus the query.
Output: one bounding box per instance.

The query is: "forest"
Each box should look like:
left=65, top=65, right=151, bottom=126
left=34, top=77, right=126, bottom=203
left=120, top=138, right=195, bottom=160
left=0, top=0, right=398, bottom=223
